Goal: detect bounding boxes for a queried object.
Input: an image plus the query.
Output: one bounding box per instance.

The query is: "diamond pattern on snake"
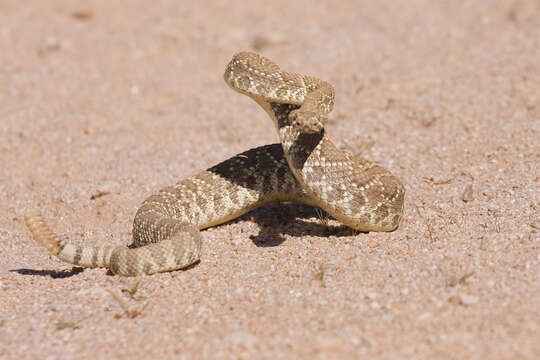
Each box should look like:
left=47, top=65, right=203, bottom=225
left=25, top=52, right=405, bottom=276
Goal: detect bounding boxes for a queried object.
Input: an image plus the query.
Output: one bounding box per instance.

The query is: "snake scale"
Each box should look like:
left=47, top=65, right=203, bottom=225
left=24, top=52, right=405, bottom=276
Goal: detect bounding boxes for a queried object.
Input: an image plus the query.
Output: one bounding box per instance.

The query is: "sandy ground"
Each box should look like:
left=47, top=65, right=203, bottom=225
left=1, top=1, right=539, bottom=359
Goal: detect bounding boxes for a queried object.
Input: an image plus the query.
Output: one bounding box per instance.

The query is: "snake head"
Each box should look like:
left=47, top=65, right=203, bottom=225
left=224, top=52, right=280, bottom=96
left=224, top=52, right=307, bottom=106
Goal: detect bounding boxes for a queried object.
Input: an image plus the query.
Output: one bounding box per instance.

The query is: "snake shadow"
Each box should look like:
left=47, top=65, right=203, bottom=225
left=10, top=267, right=84, bottom=278
left=236, top=203, right=365, bottom=247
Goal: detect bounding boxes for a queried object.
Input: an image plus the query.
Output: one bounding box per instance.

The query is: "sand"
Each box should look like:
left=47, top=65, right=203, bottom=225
left=1, top=1, right=539, bottom=359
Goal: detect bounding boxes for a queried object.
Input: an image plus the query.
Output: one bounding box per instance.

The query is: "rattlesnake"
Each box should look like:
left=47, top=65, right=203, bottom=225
left=24, top=52, right=405, bottom=276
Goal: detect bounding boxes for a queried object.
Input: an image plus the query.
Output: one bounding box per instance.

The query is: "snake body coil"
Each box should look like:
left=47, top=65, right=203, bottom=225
left=25, top=52, right=404, bottom=276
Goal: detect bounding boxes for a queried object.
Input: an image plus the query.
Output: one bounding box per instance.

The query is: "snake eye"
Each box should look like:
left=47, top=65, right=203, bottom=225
left=236, top=74, right=251, bottom=90
left=255, top=83, right=267, bottom=94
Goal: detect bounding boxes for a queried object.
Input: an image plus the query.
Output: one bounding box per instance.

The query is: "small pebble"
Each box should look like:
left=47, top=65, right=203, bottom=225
left=71, top=9, right=93, bottom=21
left=401, top=288, right=409, bottom=296
left=462, top=183, right=474, bottom=202
left=367, top=241, right=378, bottom=248
left=90, top=181, right=119, bottom=200
left=458, top=292, right=479, bottom=305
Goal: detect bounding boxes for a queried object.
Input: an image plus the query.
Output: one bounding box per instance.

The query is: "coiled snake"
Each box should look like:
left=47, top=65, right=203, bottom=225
left=24, top=52, right=405, bottom=276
